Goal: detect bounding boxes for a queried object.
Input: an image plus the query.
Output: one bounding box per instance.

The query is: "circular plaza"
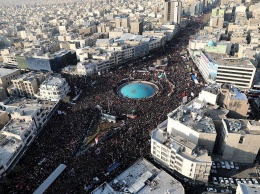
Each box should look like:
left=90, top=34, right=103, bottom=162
left=118, top=80, right=159, bottom=99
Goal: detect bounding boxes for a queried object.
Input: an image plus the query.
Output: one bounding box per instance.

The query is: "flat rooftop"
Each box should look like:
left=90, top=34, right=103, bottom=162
left=168, top=99, right=216, bottom=134
left=92, top=158, right=184, bottom=194
left=0, top=68, right=19, bottom=78
left=204, top=52, right=255, bottom=68
left=0, top=134, right=22, bottom=167
left=2, top=119, right=32, bottom=139
left=152, top=129, right=211, bottom=162
left=224, top=119, right=260, bottom=135
left=13, top=72, right=43, bottom=82
left=41, top=77, right=66, bottom=87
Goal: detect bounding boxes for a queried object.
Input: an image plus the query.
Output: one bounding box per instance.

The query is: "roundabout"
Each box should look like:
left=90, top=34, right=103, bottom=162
left=118, top=80, right=159, bottom=99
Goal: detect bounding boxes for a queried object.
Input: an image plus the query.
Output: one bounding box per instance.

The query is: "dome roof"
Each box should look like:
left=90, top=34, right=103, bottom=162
left=120, top=83, right=155, bottom=99
left=208, top=39, right=215, bottom=46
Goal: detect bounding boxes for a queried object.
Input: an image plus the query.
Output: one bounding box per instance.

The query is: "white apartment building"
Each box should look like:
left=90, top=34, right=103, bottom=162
left=0, top=99, right=58, bottom=176
left=151, top=98, right=217, bottom=182
left=37, top=77, right=70, bottom=101
left=196, top=51, right=256, bottom=89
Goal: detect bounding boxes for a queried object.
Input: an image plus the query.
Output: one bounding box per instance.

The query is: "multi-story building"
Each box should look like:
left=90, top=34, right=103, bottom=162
left=219, top=118, right=260, bottom=163
left=152, top=98, right=217, bottom=182
left=77, top=59, right=110, bottom=75
left=0, top=68, right=21, bottom=90
left=0, top=111, right=9, bottom=128
left=115, top=15, right=130, bottom=29
left=37, top=77, right=70, bottom=101
left=0, top=98, right=58, bottom=177
left=130, top=20, right=143, bottom=35
left=196, top=51, right=256, bottom=89
left=8, top=72, right=46, bottom=98
left=218, top=83, right=249, bottom=119
left=16, top=49, right=77, bottom=72
left=92, top=158, right=184, bottom=194
left=164, top=0, right=182, bottom=24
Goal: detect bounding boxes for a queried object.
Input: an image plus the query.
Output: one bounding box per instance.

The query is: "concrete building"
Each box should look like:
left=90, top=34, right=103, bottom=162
left=37, top=77, right=70, bottom=101
left=0, top=98, right=58, bottom=177
left=92, top=158, right=184, bottom=194
left=151, top=98, right=218, bottom=182
left=8, top=72, right=46, bottom=98
left=218, top=83, right=249, bottom=119
left=130, top=21, right=143, bottom=35
left=0, top=68, right=21, bottom=90
left=77, top=59, right=111, bottom=75
left=115, top=15, right=130, bottom=29
left=219, top=118, right=260, bottom=163
left=0, top=87, right=7, bottom=101
left=236, top=183, right=260, bottom=194
left=0, top=111, right=9, bottom=128
left=164, top=0, right=182, bottom=24
left=196, top=51, right=256, bottom=89
left=16, top=50, right=77, bottom=72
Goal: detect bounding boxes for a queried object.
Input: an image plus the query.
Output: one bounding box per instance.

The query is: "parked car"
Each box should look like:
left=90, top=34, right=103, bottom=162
left=241, top=179, right=247, bottom=184
left=207, top=188, right=217, bottom=192
left=235, top=163, right=239, bottom=170
left=229, top=178, right=235, bottom=185
left=219, top=177, right=224, bottom=185
left=221, top=161, right=226, bottom=168
left=224, top=178, right=229, bottom=185
left=230, top=161, right=235, bottom=169
left=213, top=177, right=218, bottom=185
left=252, top=178, right=259, bottom=184
left=246, top=178, right=253, bottom=184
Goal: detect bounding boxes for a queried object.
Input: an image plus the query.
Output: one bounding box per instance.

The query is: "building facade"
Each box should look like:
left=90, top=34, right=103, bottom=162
left=37, top=77, right=70, bottom=101
left=0, top=68, right=21, bottom=90
left=196, top=51, right=256, bottom=89
left=219, top=119, right=260, bottom=163
left=164, top=0, right=182, bottom=24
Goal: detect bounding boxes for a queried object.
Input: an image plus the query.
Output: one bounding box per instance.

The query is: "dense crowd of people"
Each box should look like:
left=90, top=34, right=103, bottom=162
left=1, top=17, right=207, bottom=194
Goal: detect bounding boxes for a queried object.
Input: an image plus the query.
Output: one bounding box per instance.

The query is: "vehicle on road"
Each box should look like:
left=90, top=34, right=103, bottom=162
left=225, top=161, right=231, bottom=170
left=207, top=188, right=217, bottom=192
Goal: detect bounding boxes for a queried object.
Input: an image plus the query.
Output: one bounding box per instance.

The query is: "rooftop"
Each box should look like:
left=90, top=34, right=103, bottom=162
left=168, top=99, right=216, bottom=134
left=92, top=158, right=184, bottom=194
left=0, top=134, right=22, bottom=167
left=224, top=119, right=260, bottom=135
left=2, top=119, right=32, bottom=139
left=12, top=72, right=44, bottom=82
left=40, top=77, right=66, bottom=88
left=0, top=68, right=19, bottom=78
left=152, top=129, right=211, bottom=162
left=204, top=52, right=255, bottom=68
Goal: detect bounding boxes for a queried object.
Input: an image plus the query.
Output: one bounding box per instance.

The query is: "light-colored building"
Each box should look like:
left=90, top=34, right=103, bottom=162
left=164, top=0, right=182, bottom=24
left=151, top=98, right=217, bottom=182
left=8, top=72, right=46, bottom=98
left=92, top=158, right=184, bottom=194
left=218, top=83, right=249, bottom=119
left=0, top=68, right=21, bottom=90
left=236, top=183, right=260, bottom=194
left=130, top=21, right=143, bottom=35
left=115, top=16, right=130, bottom=29
left=0, top=98, right=58, bottom=177
left=37, top=77, right=70, bottom=101
left=0, top=111, right=9, bottom=128
left=196, top=51, right=256, bottom=89
left=219, top=118, right=260, bottom=163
